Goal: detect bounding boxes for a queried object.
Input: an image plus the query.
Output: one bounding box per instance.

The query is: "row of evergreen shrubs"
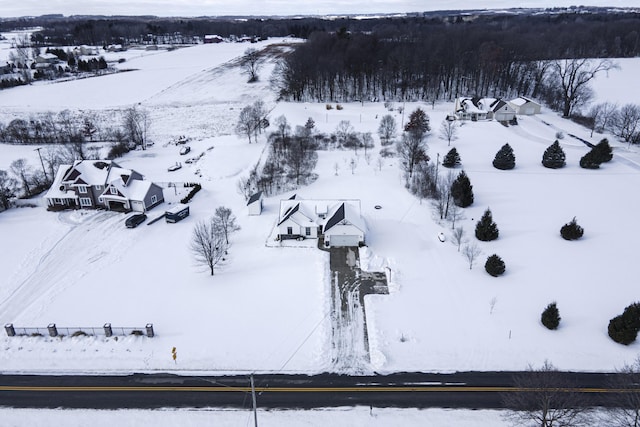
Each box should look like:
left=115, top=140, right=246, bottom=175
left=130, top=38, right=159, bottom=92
left=180, top=182, right=202, bottom=204
left=476, top=208, right=584, bottom=242
left=442, top=139, right=613, bottom=171
left=539, top=300, right=640, bottom=347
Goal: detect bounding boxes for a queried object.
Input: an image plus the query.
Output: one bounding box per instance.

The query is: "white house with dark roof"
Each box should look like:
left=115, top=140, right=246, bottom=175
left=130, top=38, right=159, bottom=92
left=277, top=200, right=319, bottom=240
left=44, top=160, right=164, bottom=212
left=489, top=99, right=517, bottom=122
left=276, top=198, right=366, bottom=247
left=509, top=96, right=542, bottom=115
left=454, top=97, right=492, bottom=121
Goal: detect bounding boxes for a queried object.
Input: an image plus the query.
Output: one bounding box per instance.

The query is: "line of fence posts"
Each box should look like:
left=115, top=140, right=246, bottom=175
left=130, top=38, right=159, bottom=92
left=4, top=323, right=155, bottom=338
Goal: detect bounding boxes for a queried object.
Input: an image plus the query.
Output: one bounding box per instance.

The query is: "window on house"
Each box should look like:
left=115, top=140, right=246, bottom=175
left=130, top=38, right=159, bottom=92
left=305, top=227, right=311, bottom=236
left=95, top=185, right=102, bottom=190
left=98, top=197, right=103, bottom=203
left=79, top=197, right=92, bottom=207
left=110, top=187, right=118, bottom=195
left=151, top=195, right=157, bottom=204
left=287, top=227, right=293, bottom=235
left=78, top=185, right=87, bottom=193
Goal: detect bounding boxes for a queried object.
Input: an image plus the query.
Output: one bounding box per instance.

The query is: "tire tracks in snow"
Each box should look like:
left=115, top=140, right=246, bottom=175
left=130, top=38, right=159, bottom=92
left=0, top=211, right=136, bottom=324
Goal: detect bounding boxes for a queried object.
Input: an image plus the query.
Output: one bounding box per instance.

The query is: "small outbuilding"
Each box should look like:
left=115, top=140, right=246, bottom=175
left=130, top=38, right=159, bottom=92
left=247, top=191, right=263, bottom=216
left=166, top=204, right=190, bottom=223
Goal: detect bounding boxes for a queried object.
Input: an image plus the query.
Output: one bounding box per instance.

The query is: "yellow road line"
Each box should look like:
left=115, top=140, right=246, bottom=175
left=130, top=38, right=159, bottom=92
left=0, top=386, right=633, bottom=393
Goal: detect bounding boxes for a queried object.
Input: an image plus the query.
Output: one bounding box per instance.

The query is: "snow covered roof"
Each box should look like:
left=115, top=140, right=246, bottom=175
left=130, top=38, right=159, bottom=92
left=38, top=53, right=58, bottom=61
left=277, top=198, right=364, bottom=230
left=44, top=164, right=76, bottom=200
left=323, top=202, right=366, bottom=233
left=106, top=166, right=135, bottom=187
left=456, top=97, right=490, bottom=113
left=247, top=191, right=263, bottom=205
left=277, top=201, right=316, bottom=227
left=489, top=99, right=516, bottom=112
left=62, top=160, right=118, bottom=186
left=102, top=178, right=154, bottom=202
left=509, top=96, right=540, bottom=107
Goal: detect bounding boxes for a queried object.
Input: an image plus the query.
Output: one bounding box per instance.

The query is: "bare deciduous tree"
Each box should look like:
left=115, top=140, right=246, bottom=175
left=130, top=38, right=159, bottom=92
left=588, top=102, right=618, bottom=137
left=362, top=132, right=373, bottom=156
left=448, top=203, right=464, bottom=229
left=190, top=218, right=227, bottom=276
left=240, top=47, right=264, bottom=83
left=462, top=243, right=481, bottom=270
left=236, top=175, right=254, bottom=201
left=123, top=106, right=151, bottom=149
left=431, top=170, right=455, bottom=220
left=614, top=104, right=640, bottom=145
left=235, top=101, right=269, bottom=143
left=378, top=114, right=397, bottom=145
left=550, top=58, right=618, bottom=117
left=604, top=356, right=640, bottom=427
left=0, top=170, right=18, bottom=210
left=439, top=119, right=459, bottom=146
left=10, top=158, right=32, bottom=197
left=397, top=131, right=428, bottom=181
left=212, top=206, right=240, bottom=245
left=335, top=120, right=355, bottom=147
left=502, top=360, right=592, bottom=427
left=451, top=227, right=465, bottom=252
left=236, top=105, right=256, bottom=143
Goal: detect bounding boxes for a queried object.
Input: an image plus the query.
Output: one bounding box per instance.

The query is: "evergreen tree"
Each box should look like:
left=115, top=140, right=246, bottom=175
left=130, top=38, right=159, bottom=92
left=450, top=170, right=474, bottom=208
left=579, top=150, right=600, bottom=169
left=475, top=208, right=499, bottom=241
left=492, top=143, right=516, bottom=170
left=404, top=108, right=430, bottom=138
left=592, top=138, right=613, bottom=163
left=541, top=140, right=566, bottom=169
left=608, top=303, right=640, bottom=346
left=623, top=302, right=640, bottom=332
left=560, top=217, right=584, bottom=240
left=442, top=147, right=461, bottom=168
left=541, top=302, right=561, bottom=330
left=484, top=254, right=506, bottom=277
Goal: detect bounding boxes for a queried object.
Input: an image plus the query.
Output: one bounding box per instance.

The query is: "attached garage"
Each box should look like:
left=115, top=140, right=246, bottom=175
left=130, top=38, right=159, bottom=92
left=325, top=234, right=361, bottom=247
left=130, top=200, right=144, bottom=212
left=322, top=203, right=366, bottom=248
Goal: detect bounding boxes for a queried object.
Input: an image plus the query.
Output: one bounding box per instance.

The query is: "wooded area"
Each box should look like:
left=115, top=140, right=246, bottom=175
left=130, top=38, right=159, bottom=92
left=273, top=11, right=640, bottom=103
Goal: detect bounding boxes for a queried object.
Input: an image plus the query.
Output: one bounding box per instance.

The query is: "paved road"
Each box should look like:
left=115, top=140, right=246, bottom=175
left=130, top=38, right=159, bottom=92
left=0, top=371, right=629, bottom=409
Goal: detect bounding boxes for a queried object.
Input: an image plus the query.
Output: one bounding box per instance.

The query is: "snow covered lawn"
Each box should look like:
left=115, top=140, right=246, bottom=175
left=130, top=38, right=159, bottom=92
left=1, top=38, right=639, bottom=375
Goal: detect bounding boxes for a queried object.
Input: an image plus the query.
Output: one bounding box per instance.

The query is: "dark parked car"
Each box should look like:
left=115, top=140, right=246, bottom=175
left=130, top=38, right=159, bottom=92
left=125, top=213, right=147, bottom=228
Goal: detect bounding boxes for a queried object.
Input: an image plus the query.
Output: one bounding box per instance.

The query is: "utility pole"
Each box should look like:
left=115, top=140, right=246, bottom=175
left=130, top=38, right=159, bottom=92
left=250, top=374, right=258, bottom=427
left=435, top=152, right=440, bottom=188
left=34, top=147, right=47, bottom=181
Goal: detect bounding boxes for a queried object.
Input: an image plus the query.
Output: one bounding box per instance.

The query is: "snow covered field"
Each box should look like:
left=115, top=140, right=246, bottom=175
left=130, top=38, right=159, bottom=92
left=1, top=36, right=639, bottom=379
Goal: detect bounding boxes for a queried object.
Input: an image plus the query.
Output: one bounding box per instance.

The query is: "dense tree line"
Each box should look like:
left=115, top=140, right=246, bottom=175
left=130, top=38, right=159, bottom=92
left=0, top=108, right=148, bottom=149
left=2, top=9, right=638, bottom=54
left=273, top=11, right=640, bottom=103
